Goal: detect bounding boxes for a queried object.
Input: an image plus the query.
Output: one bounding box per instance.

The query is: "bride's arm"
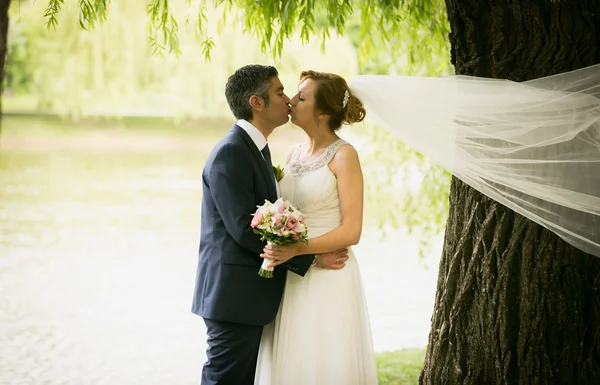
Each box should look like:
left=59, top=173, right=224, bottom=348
left=262, top=145, right=363, bottom=262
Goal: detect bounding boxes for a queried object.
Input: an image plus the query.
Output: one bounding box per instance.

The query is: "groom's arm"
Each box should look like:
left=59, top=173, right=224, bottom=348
left=283, top=249, right=349, bottom=276
left=283, top=254, right=315, bottom=277
left=209, top=143, right=265, bottom=255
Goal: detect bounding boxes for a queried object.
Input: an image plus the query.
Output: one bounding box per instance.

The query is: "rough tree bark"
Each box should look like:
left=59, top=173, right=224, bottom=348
left=420, top=1, right=600, bottom=385
left=0, top=0, right=10, bottom=142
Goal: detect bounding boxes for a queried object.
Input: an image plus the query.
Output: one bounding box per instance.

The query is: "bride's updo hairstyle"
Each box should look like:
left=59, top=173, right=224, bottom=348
left=299, top=70, right=366, bottom=131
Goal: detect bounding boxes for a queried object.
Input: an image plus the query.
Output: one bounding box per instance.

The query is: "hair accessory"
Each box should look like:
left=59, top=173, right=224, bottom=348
left=342, top=90, right=350, bottom=108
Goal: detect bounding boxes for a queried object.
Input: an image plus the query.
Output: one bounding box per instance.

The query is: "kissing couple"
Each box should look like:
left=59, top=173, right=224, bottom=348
left=191, top=64, right=378, bottom=385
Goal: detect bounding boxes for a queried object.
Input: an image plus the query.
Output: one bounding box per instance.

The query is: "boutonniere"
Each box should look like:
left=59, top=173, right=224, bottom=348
left=273, top=165, right=284, bottom=182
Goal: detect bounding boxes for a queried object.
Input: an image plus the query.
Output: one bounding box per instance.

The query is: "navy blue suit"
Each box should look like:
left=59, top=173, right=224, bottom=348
left=192, top=125, right=313, bottom=385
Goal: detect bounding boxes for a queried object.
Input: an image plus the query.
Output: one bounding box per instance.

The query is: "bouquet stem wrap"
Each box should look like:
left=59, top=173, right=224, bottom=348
left=258, top=241, right=275, bottom=278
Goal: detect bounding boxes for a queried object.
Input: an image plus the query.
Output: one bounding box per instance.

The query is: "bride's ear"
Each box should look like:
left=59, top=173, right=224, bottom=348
left=317, top=113, right=331, bottom=128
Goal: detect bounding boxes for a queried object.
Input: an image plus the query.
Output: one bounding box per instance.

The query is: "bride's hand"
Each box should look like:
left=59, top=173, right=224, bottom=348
left=261, top=244, right=300, bottom=268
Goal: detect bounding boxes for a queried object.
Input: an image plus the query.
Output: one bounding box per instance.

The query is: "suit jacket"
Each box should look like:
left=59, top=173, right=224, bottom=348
left=191, top=124, right=314, bottom=326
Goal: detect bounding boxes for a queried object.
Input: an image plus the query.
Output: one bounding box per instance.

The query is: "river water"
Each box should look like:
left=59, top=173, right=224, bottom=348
left=0, top=120, right=441, bottom=384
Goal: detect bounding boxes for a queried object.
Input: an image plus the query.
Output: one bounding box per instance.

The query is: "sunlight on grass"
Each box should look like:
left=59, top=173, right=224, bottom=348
left=376, top=349, right=426, bottom=385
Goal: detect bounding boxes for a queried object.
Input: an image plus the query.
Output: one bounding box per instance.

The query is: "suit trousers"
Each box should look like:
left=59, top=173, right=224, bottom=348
left=201, top=318, right=264, bottom=385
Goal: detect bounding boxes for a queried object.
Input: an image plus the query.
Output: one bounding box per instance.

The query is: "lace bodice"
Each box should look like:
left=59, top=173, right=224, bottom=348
left=287, top=139, right=350, bottom=177
left=279, top=139, right=351, bottom=238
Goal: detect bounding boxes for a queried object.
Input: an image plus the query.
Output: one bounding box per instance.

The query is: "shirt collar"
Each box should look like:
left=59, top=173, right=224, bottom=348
left=237, top=119, right=268, bottom=152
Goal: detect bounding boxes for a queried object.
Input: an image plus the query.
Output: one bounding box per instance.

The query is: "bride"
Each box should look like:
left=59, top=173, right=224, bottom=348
left=253, top=62, right=600, bottom=384
left=254, top=70, right=378, bottom=385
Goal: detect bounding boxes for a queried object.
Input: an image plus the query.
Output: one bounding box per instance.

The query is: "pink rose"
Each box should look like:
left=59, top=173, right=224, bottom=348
left=286, top=217, right=298, bottom=229
left=276, top=199, right=285, bottom=211
left=271, top=213, right=283, bottom=228
left=293, top=223, right=306, bottom=234
left=268, top=204, right=279, bottom=215
left=251, top=213, right=263, bottom=228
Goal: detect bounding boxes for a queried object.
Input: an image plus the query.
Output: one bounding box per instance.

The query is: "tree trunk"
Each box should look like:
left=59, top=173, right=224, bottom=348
left=0, top=0, right=10, bottom=143
left=420, top=1, right=600, bottom=384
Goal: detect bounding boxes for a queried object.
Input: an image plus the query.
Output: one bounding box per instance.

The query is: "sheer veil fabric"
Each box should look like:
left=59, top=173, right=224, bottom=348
left=349, top=64, right=600, bottom=257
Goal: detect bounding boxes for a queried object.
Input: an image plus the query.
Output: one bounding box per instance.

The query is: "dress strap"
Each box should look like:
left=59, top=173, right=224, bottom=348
left=321, top=139, right=352, bottom=165
left=290, top=143, right=305, bottom=163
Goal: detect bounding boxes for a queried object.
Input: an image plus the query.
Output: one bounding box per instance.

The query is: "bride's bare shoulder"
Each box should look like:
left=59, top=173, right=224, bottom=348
left=329, top=142, right=361, bottom=175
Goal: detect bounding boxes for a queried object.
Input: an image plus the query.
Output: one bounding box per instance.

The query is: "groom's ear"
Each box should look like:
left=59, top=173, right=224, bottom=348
left=249, top=95, right=264, bottom=111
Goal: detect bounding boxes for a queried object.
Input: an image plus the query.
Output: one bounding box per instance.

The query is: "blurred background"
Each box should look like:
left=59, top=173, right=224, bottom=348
left=1, top=0, right=453, bottom=383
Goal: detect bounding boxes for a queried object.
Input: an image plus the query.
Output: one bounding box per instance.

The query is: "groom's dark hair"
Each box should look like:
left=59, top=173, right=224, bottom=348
left=225, top=64, right=279, bottom=121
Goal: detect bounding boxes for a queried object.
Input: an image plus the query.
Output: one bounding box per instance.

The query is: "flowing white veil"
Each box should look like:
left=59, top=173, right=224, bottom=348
left=349, top=64, right=600, bottom=257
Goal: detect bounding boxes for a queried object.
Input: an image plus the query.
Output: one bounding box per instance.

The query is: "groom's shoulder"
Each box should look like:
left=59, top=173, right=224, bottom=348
left=207, top=127, right=248, bottom=160
left=217, top=124, right=246, bottom=145
left=214, top=127, right=245, bottom=150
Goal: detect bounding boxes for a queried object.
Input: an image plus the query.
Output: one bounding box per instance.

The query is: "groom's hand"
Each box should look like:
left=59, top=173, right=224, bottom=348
left=315, top=248, right=349, bottom=270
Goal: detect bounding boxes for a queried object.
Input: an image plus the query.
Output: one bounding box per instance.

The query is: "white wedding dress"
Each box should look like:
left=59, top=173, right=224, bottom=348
left=254, top=138, right=378, bottom=385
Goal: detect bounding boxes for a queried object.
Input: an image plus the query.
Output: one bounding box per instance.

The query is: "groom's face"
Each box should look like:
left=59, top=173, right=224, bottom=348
left=263, top=76, right=292, bottom=128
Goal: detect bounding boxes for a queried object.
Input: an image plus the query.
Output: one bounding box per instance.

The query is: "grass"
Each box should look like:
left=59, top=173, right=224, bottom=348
left=376, top=349, right=426, bottom=385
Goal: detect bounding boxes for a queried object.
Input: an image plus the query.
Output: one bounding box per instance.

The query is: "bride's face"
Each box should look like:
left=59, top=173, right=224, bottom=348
left=290, top=79, right=321, bottom=130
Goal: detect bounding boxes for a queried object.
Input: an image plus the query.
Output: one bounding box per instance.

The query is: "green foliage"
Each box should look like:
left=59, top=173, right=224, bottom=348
left=339, top=0, right=453, bottom=248
left=42, top=0, right=449, bottom=69
left=376, top=349, right=425, bottom=384
left=45, top=0, right=108, bottom=30
left=146, top=0, right=181, bottom=56
left=10, top=2, right=358, bottom=118
left=31, top=0, right=453, bottom=251
left=351, top=122, right=450, bottom=254
left=43, top=0, right=63, bottom=31
left=4, top=19, right=32, bottom=94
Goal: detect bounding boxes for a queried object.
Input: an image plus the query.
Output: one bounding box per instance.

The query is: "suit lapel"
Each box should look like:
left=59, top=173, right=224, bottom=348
left=232, top=125, right=277, bottom=202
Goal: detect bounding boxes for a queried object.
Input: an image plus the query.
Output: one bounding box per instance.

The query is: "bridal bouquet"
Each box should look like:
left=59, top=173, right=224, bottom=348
left=251, top=198, right=308, bottom=278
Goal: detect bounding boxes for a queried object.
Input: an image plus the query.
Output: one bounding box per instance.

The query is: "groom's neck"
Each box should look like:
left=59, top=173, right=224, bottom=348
left=248, top=118, right=273, bottom=140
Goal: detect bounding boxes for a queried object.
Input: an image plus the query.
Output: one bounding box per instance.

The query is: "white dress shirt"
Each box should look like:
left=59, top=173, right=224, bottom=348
left=236, top=119, right=280, bottom=197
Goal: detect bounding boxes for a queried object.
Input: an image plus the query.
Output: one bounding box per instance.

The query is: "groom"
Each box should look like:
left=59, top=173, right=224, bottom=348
left=191, top=64, right=349, bottom=385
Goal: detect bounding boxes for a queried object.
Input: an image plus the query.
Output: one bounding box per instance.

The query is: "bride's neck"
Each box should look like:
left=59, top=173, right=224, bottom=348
left=306, top=130, right=339, bottom=154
